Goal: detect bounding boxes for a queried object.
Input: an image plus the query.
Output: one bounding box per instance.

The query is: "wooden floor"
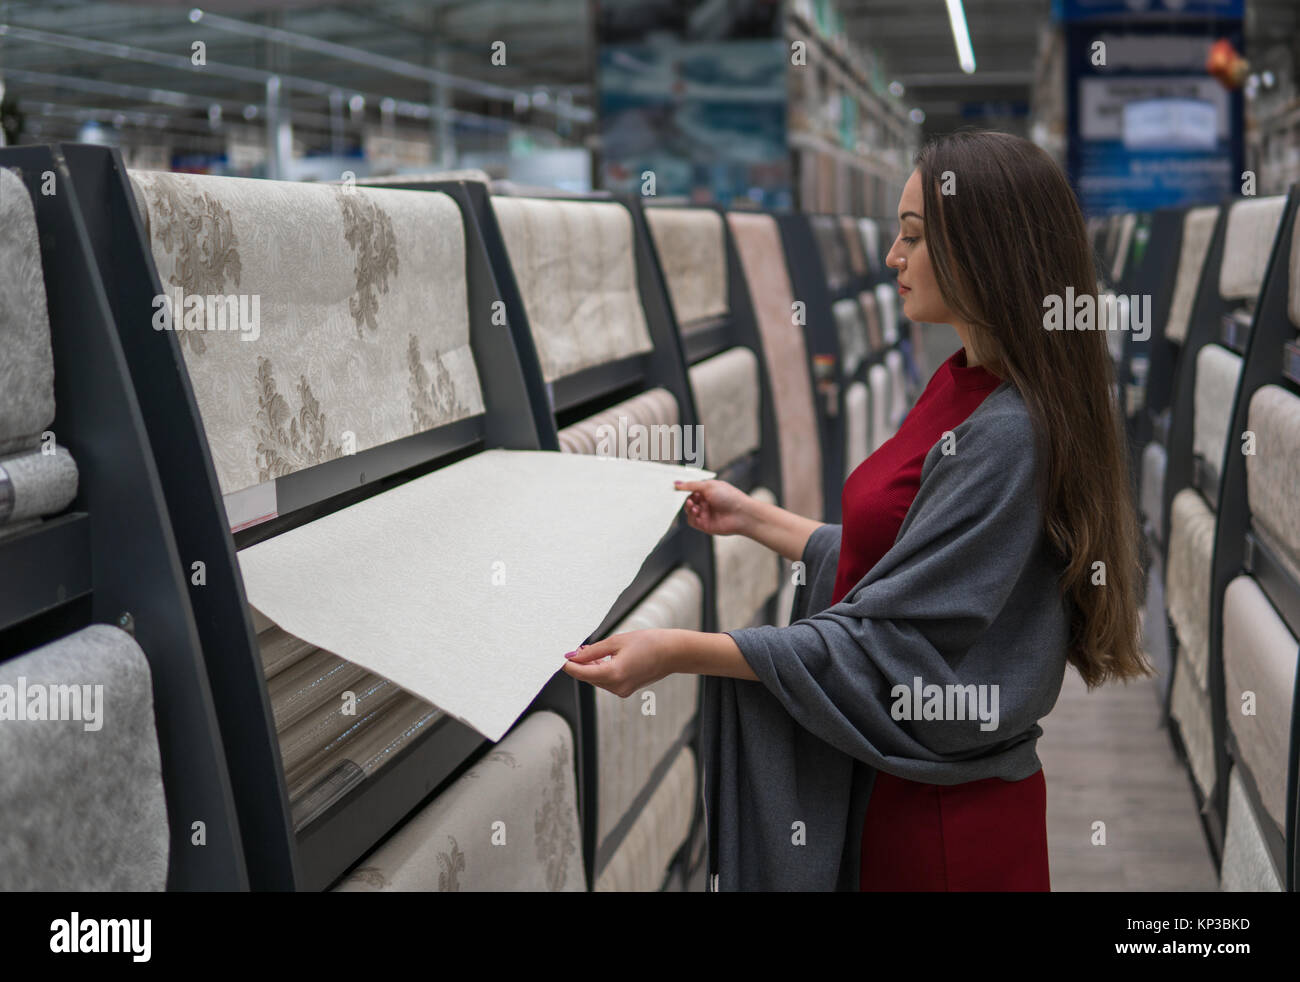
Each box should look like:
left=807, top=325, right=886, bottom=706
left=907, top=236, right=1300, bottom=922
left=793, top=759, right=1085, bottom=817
left=1038, top=667, right=1219, bottom=891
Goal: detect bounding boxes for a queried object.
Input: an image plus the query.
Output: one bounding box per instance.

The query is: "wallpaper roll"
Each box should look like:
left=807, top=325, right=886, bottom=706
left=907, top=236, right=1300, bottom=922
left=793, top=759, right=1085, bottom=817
left=713, top=486, right=780, bottom=633
left=557, top=387, right=680, bottom=460
left=0, top=446, right=78, bottom=524
left=1219, top=765, right=1283, bottom=892
left=0, top=624, right=169, bottom=890
left=1165, top=206, right=1219, bottom=343
left=875, top=283, right=900, bottom=345
left=1111, top=213, right=1136, bottom=283
left=811, top=215, right=849, bottom=288
left=726, top=212, right=823, bottom=521
left=1222, top=575, right=1296, bottom=831
left=869, top=362, right=892, bottom=452
left=238, top=449, right=713, bottom=742
left=257, top=624, right=319, bottom=679
left=596, top=567, right=702, bottom=850
left=594, top=744, right=696, bottom=892
left=885, top=350, right=907, bottom=431
left=0, top=167, right=56, bottom=458
left=284, top=694, right=440, bottom=828
left=1166, top=488, right=1216, bottom=691
left=491, top=196, right=654, bottom=382
left=277, top=672, right=403, bottom=777
left=1192, top=343, right=1241, bottom=488
left=840, top=216, right=867, bottom=276
left=688, top=347, right=760, bottom=472
left=1169, top=645, right=1216, bottom=801
left=844, top=380, right=870, bottom=474
left=832, top=298, right=868, bottom=377
left=1139, top=441, right=1166, bottom=534
left=1245, top=384, right=1300, bottom=568
left=1219, top=195, right=1286, bottom=301
left=1143, top=559, right=1169, bottom=683
left=334, top=710, right=584, bottom=891
left=130, top=171, right=484, bottom=497
left=644, top=207, right=728, bottom=324
left=265, top=648, right=368, bottom=732
left=857, top=291, right=883, bottom=352
left=1102, top=218, right=1121, bottom=273
left=858, top=218, right=880, bottom=274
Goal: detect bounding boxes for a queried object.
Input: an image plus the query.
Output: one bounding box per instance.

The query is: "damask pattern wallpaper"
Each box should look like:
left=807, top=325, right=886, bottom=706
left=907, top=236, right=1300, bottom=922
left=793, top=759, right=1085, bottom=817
left=334, top=709, right=584, bottom=892
left=131, top=171, right=485, bottom=496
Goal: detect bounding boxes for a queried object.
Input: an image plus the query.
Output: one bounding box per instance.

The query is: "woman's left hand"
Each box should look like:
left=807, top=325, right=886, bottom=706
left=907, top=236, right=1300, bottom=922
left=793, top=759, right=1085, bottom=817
left=560, top=629, right=679, bottom=698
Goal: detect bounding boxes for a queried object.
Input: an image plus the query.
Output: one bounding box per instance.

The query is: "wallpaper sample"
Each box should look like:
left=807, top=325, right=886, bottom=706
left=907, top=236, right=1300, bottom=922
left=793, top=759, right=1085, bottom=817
left=727, top=212, right=823, bottom=520
left=238, top=449, right=712, bottom=742
left=334, top=709, right=584, bottom=891
left=491, top=195, right=653, bottom=382
left=130, top=170, right=484, bottom=496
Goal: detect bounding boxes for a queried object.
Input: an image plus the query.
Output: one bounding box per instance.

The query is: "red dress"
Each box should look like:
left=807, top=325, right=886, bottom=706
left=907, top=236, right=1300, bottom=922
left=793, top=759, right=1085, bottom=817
left=836, top=348, right=1050, bottom=892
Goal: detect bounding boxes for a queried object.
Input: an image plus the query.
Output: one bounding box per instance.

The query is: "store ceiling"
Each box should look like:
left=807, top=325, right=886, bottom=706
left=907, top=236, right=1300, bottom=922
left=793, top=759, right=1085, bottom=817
left=0, top=0, right=594, bottom=150
left=0, top=1, right=1296, bottom=153
left=842, top=0, right=1300, bottom=138
left=841, top=0, right=1049, bottom=136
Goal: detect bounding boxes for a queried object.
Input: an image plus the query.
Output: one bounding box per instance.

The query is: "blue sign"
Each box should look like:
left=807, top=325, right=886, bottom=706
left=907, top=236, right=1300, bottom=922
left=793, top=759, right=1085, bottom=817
left=1065, top=20, right=1244, bottom=214
left=1054, top=0, right=1244, bottom=20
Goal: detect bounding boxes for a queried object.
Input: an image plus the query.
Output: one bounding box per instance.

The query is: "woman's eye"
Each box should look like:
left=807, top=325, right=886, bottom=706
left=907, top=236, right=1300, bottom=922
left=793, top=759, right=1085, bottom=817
left=901, top=236, right=919, bottom=245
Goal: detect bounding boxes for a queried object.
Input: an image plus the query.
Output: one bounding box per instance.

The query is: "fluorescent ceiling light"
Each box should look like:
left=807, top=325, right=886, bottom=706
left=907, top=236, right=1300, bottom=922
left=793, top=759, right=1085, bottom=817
left=945, top=0, right=976, bottom=74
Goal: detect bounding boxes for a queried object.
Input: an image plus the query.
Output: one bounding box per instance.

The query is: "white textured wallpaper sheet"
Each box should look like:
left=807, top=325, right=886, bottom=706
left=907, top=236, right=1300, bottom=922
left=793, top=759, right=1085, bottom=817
left=238, top=450, right=712, bottom=742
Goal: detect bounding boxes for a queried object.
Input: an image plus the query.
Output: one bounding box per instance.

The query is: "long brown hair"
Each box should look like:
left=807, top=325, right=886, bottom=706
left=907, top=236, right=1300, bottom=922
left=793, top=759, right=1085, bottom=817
left=914, top=130, right=1148, bottom=688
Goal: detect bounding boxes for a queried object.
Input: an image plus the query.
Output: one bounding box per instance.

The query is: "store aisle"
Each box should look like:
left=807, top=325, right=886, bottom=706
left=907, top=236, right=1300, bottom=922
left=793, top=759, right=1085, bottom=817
left=1039, top=670, right=1219, bottom=892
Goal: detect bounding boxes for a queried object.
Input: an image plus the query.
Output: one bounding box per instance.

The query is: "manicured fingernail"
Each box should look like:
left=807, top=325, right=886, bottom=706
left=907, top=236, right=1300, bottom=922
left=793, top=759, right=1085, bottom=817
left=564, top=650, right=577, bottom=659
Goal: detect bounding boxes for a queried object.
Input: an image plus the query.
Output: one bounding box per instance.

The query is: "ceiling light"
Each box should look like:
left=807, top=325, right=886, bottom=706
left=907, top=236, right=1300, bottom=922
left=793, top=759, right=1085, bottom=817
left=945, top=0, right=976, bottom=74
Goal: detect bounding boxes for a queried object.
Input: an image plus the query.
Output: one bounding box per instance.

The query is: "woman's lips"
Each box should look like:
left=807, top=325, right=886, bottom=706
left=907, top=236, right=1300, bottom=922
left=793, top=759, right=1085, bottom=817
left=898, top=282, right=911, bottom=295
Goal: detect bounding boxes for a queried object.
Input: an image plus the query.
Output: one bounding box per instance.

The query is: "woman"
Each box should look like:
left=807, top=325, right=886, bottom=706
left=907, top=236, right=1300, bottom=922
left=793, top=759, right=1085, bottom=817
left=562, top=130, right=1149, bottom=891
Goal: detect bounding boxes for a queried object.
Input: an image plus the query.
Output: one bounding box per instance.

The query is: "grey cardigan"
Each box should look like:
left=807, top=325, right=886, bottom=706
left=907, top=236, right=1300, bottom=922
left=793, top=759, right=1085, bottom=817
left=700, top=382, right=1072, bottom=891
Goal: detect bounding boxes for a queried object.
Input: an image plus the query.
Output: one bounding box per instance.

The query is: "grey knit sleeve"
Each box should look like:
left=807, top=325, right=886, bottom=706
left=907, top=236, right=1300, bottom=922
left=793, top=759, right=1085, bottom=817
left=724, top=386, right=1070, bottom=782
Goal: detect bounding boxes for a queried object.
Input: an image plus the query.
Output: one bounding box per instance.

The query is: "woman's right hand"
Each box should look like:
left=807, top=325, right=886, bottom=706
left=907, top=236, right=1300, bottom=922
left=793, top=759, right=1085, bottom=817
left=674, top=479, right=751, bottom=537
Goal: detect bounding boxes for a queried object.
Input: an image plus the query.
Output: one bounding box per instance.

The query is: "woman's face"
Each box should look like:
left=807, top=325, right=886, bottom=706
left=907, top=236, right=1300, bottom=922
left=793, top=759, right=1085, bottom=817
left=885, top=169, right=958, bottom=326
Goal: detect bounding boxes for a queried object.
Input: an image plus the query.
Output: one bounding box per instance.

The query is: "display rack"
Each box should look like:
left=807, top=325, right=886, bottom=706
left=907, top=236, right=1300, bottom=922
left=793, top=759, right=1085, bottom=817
left=60, top=146, right=575, bottom=892
left=1206, top=187, right=1299, bottom=890
left=368, top=179, right=719, bottom=889
left=1156, top=200, right=1233, bottom=859
left=0, top=144, right=247, bottom=890
left=785, top=1, right=916, bottom=216
left=775, top=210, right=902, bottom=522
